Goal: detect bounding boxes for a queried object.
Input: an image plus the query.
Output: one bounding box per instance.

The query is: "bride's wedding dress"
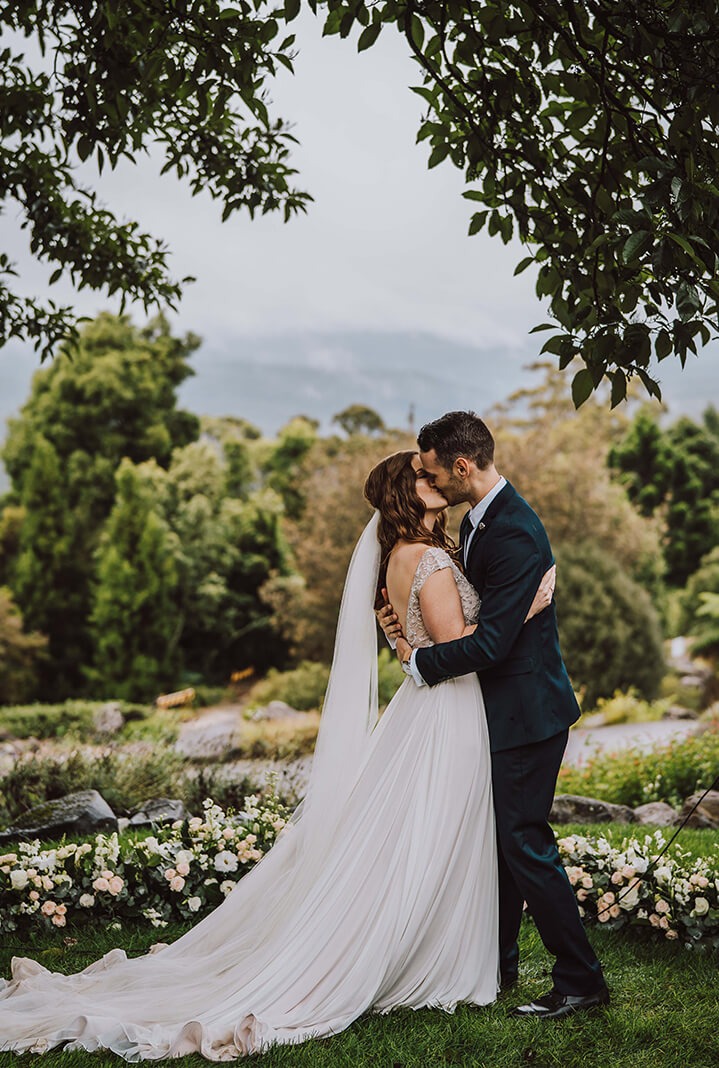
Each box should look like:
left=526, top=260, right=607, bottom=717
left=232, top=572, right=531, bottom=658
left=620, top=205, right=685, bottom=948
left=0, top=518, right=498, bottom=1061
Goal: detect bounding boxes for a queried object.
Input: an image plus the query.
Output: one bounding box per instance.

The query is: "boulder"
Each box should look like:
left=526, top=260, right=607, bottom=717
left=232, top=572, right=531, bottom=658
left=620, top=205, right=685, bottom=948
left=127, top=798, right=189, bottom=827
left=92, top=701, right=125, bottom=735
left=677, top=789, right=719, bottom=829
left=0, top=789, right=117, bottom=843
left=550, top=794, right=636, bottom=824
left=250, top=700, right=305, bottom=722
left=661, top=705, right=698, bottom=721
left=633, top=801, right=679, bottom=826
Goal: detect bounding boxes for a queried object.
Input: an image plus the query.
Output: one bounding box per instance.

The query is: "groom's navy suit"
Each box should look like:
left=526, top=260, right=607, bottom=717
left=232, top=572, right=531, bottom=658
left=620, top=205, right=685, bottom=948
left=415, top=481, right=604, bottom=995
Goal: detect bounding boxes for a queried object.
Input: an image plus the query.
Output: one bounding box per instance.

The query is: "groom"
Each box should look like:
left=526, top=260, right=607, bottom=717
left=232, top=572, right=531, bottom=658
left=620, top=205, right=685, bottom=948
left=378, top=411, right=609, bottom=1018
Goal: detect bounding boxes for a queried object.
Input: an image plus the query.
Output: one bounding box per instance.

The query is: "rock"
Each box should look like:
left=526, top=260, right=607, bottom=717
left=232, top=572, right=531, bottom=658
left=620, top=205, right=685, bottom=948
left=679, top=674, right=712, bottom=689
left=677, top=790, right=719, bottom=829
left=661, top=705, right=699, bottom=720
left=250, top=700, right=305, bottom=722
left=550, top=794, right=637, bottom=824
left=127, top=798, right=188, bottom=827
left=0, top=789, right=117, bottom=843
left=633, top=801, right=679, bottom=826
left=92, top=701, right=125, bottom=735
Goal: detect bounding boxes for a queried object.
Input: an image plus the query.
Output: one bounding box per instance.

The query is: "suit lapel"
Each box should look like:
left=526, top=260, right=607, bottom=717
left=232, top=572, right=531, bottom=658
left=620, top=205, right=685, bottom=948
left=464, top=481, right=517, bottom=570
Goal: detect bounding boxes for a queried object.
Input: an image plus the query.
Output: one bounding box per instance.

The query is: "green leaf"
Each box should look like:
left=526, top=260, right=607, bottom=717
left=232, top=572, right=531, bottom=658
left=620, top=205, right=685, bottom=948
left=571, top=368, right=594, bottom=408
left=622, top=231, right=653, bottom=264
left=540, top=335, right=567, bottom=356
left=513, top=256, right=534, bottom=276
left=655, top=329, right=673, bottom=360
left=610, top=371, right=627, bottom=409
left=529, top=323, right=555, bottom=333
left=428, top=143, right=449, bottom=169
left=357, top=22, right=381, bottom=51
left=468, top=211, right=487, bottom=236
left=284, top=0, right=301, bottom=20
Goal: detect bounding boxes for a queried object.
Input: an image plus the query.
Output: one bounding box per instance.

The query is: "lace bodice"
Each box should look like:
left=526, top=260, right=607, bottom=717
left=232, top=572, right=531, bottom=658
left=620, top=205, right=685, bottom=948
left=405, top=546, right=481, bottom=648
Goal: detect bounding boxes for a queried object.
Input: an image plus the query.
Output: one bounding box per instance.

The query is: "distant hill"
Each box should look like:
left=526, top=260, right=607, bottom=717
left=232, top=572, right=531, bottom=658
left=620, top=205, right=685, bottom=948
left=2, top=329, right=717, bottom=493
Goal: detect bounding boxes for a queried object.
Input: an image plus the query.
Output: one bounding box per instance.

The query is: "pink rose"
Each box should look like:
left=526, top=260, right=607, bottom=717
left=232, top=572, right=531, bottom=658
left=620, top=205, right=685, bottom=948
left=655, top=899, right=670, bottom=915
left=40, top=900, right=56, bottom=916
left=176, top=862, right=190, bottom=877
left=108, top=876, right=124, bottom=896
left=622, top=865, right=636, bottom=879
left=649, top=913, right=661, bottom=927
left=170, top=875, right=185, bottom=892
left=100, top=869, right=113, bottom=880
left=611, top=872, right=623, bottom=885
left=92, top=877, right=110, bottom=892
left=29, top=890, right=40, bottom=901
left=576, top=889, right=588, bottom=902
left=55, top=903, right=67, bottom=915
left=51, top=913, right=66, bottom=927
left=581, top=875, right=593, bottom=889
left=665, top=929, right=678, bottom=940
left=659, top=915, right=669, bottom=929
left=609, top=904, right=621, bottom=918
left=164, top=868, right=177, bottom=881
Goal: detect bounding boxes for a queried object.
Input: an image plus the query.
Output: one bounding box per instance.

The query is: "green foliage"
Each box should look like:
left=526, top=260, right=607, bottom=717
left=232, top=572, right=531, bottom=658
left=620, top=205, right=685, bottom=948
left=586, top=689, right=670, bottom=726
left=0, top=587, right=46, bottom=704
left=261, top=416, right=319, bottom=519
left=332, top=404, right=386, bottom=437
left=377, top=647, right=405, bottom=707
left=683, top=548, right=719, bottom=657
left=609, top=407, right=719, bottom=585
left=1, top=313, right=199, bottom=695
left=0, top=0, right=310, bottom=357
left=232, top=712, right=321, bottom=760
left=88, top=459, right=182, bottom=701
left=557, top=724, right=719, bottom=809
left=0, top=745, right=189, bottom=825
left=247, top=661, right=331, bottom=712
left=554, top=542, right=665, bottom=710
left=315, top=0, right=719, bottom=402
left=0, top=700, right=149, bottom=741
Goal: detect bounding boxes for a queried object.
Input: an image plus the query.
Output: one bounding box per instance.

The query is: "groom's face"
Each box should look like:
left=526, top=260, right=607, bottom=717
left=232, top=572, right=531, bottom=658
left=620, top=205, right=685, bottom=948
left=418, top=448, right=470, bottom=506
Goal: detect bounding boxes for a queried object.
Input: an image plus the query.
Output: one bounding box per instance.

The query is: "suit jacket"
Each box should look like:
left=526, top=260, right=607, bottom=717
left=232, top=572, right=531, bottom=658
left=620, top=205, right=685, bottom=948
left=414, top=481, right=580, bottom=753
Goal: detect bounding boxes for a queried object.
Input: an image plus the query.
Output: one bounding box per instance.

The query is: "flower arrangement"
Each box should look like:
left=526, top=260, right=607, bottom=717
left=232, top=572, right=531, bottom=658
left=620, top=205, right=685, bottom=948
left=557, top=830, right=719, bottom=950
left=0, top=787, right=290, bottom=935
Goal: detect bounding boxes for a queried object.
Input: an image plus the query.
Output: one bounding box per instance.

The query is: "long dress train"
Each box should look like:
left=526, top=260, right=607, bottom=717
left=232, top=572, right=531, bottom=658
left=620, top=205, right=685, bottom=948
left=0, top=542, right=498, bottom=1060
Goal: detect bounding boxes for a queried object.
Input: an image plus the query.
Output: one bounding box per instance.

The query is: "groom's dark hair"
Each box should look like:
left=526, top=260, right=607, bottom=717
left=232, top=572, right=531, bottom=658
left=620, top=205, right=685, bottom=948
left=417, top=411, right=495, bottom=471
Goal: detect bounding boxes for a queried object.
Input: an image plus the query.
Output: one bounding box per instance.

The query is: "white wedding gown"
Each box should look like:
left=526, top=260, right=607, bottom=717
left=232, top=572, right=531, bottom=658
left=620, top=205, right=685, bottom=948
left=0, top=544, right=499, bottom=1061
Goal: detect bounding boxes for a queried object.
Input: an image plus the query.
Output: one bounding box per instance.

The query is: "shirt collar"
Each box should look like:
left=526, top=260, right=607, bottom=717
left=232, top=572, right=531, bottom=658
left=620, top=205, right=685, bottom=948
left=467, top=475, right=507, bottom=528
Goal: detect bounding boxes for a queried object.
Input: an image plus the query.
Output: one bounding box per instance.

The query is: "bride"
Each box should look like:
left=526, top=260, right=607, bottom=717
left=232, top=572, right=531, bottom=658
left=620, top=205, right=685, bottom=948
left=0, top=449, right=553, bottom=1061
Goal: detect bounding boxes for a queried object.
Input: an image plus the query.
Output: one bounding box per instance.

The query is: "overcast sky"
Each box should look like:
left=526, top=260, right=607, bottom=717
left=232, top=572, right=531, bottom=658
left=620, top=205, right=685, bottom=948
left=1, top=10, right=716, bottom=438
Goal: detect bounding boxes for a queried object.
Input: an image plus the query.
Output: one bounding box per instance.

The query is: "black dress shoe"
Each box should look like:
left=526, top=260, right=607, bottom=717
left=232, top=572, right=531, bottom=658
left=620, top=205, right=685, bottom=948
left=510, top=985, right=610, bottom=1019
left=499, top=974, right=518, bottom=992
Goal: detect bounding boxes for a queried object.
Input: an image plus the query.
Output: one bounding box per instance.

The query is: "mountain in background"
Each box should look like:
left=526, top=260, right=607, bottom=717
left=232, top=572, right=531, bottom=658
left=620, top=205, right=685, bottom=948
left=1, top=329, right=716, bottom=491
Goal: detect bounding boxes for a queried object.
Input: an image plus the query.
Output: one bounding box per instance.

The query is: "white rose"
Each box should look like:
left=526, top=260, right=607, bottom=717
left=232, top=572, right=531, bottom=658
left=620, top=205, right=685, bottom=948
left=79, top=893, right=95, bottom=908
left=187, top=896, right=202, bottom=912
left=693, top=897, right=709, bottom=916
left=619, top=883, right=641, bottom=910
left=214, top=851, right=238, bottom=873
left=220, top=880, right=235, bottom=896
left=10, top=869, right=28, bottom=890
left=176, top=850, right=194, bottom=866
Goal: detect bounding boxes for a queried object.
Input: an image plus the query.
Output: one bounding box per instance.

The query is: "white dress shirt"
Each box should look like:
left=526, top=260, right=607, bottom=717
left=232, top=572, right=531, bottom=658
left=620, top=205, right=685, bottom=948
left=406, top=476, right=507, bottom=687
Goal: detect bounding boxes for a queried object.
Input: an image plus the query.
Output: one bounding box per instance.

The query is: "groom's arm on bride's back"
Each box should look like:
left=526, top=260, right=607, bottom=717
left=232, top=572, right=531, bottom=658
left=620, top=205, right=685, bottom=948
left=414, top=525, right=544, bottom=687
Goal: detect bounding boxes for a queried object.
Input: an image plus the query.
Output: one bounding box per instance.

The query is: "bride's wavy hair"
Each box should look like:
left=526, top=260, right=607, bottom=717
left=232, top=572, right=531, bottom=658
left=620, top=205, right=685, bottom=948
left=364, top=450, right=459, bottom=610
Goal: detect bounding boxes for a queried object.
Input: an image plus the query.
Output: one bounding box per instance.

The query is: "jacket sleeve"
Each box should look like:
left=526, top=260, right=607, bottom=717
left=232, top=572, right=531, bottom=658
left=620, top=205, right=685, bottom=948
left=415, top=524, right=543, bottom=686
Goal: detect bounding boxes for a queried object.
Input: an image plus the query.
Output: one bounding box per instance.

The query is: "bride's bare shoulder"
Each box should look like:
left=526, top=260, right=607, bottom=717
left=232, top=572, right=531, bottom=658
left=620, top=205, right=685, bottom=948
left=387, top=540, right=433, bottom=579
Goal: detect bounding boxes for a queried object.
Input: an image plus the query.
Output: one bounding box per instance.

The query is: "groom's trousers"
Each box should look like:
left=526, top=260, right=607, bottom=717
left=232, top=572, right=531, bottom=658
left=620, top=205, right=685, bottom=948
left=491, top=728, right=605, bottom=995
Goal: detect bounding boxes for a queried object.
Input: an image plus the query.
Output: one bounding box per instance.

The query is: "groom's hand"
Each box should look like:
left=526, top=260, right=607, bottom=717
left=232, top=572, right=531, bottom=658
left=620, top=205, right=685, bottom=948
left=376, top=588, right=404, bottom=642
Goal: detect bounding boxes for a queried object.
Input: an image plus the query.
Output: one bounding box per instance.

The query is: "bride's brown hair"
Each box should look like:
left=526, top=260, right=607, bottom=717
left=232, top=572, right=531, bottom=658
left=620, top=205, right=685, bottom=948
left=364, top=450, right=459, bottom=610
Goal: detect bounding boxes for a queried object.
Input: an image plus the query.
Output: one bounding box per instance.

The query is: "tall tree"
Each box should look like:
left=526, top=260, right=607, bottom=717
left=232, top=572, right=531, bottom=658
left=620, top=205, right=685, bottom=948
left=1, top=0, right=310, bottom=357
left=1, top=312, right=200, bottom=693
left=88, top=460, right=181, bottom=701
left=311, top=0, right=719, bottom=403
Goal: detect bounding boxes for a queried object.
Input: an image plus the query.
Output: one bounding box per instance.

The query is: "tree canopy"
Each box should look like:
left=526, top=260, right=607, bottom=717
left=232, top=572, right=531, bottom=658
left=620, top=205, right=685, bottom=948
left=311, top=0, right=719, bottom=404
left=1, top=0, right=310, bottom=358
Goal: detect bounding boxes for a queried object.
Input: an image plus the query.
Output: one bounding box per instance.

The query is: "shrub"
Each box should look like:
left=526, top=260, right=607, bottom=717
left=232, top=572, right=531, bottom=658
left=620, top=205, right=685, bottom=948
left=0, top=700, right=150, bottom=741
left=682, top=547, right=719, bottom=657
left=555, top=542, right=665, bottom=710
left=587, top=690, right=671, bottom=726
left=557, top=722, right=719, bottom=808
left=0, top=744, right=189, bottom=824
left=247, top=661, right=330, bottom=712
left=230, top=712, right=321, bottom=760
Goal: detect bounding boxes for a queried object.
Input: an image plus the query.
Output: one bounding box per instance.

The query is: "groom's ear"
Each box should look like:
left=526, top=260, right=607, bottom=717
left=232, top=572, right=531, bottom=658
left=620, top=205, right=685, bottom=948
left=453, top=457, right=472, bottom=479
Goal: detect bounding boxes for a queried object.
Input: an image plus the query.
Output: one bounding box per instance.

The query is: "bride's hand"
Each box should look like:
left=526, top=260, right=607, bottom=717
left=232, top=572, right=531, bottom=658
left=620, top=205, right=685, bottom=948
left=376, top=588, right=404, bottom=642
left=525, top=564, right=556, bottom=622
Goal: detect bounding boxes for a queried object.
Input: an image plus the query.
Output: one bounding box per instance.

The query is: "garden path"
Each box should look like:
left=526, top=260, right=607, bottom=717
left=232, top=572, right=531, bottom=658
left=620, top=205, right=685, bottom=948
left=564, top=719, right=699, bottom=766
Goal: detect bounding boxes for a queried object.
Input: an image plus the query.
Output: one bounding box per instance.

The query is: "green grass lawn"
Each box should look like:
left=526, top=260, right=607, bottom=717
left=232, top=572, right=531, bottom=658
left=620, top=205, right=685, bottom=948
left=1, top=824, right=718, bottom=1068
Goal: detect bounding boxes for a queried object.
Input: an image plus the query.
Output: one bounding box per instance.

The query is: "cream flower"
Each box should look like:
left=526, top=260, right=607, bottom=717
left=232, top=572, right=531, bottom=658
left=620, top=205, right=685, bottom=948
left=176, top=862, right=190, bottom=877
left=10, top=869, right=28, bottom=890
left=92, top=877, right=110, bottom=892
left=187, top=896, right=202, bottom=912
left=581, top=875, right=593, bottom=890
left=214, top=851, right=238, bottom=873
left=170, top=875, right=185, bottom=892
left=29, top=890, right=40, bottom=901
left=693, top=897, right=710, bottom=916
left=655, top=899, right=670, bottom=915
left=108, top=876, right=124, bottom=895
left=220, top=880, right=235, bottom=896
left=79, top=893, right=95, bottom=907
left=100, top=868, right=114, bottom=880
